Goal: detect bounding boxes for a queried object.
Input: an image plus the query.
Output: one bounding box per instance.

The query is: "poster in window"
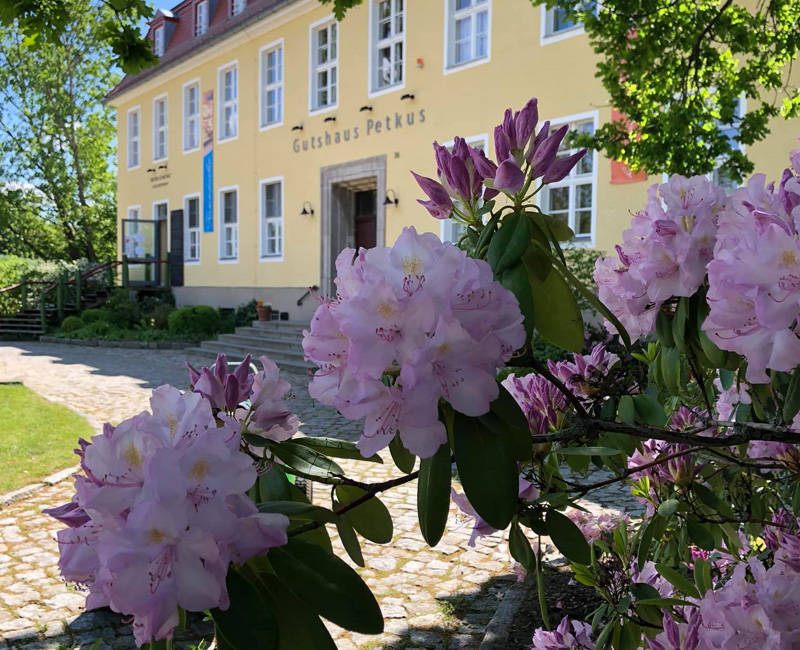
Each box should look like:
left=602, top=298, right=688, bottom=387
left=202, top=89, right=214, bottom=232
left=609, top=108, right=648, bottom=184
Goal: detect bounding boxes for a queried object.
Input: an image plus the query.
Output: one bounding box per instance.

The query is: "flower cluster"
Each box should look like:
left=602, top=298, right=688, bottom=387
left=532, top=616, right=595, bottom=650
left=302, top=226, right=525, bottom=458
left=45, top=355, right=298, bottom=646
left=703, top=146, right=800, bottom=383
left=594, top=175, right=727, bottom=340
left=566, top=509, right=629, bottom=545
left=413, top=97, right=587, bottom=223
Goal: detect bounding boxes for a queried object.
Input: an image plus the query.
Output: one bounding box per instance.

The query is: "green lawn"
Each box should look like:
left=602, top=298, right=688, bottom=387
left=0, top=383, right=93, bottom=494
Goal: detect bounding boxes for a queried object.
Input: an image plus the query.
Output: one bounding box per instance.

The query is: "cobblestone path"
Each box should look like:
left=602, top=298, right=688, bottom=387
left=0, top=343, right=641, bottom=650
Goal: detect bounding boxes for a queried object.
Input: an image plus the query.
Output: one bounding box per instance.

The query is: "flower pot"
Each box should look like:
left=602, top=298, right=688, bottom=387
left=256, top=306, right=272, bottom=321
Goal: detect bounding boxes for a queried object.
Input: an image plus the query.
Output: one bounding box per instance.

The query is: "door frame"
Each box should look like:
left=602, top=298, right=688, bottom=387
left=320, top=155, right=387, bottom=298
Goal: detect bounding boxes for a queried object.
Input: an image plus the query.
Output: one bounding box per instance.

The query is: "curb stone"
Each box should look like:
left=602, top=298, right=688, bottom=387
left=37, top=336, right=189, bottom=350
left=478, top=577, right=530, bottom=650
left=0, top=483, right=45, bottom=508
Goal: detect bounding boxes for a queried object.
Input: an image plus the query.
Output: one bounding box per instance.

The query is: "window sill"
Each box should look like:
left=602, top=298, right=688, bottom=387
left=184, top=259, right=201, bottom=265
left=368, top=81, right=405, bottom=99
left=260, top=255, right=284, bottom=262
left=259, top=120, right=283, bottom=133
left=217, top=134, right=239, bottom=145
left=218, top=258, right=239, bottom=264
left=153, top=156, right=168, bottom=164
left=127, top=164, right=141, bottom=171
left=541, top=25, right=585, bottom=45
left=443, top=55, right=489, bottom=76
left=182, top=146, right=201, bottom=155
left=309, top=103, right=338, bottom=117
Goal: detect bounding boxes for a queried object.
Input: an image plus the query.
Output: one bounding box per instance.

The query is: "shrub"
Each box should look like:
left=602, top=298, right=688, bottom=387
left=61, top=316, right=83, bottom=333
left=235, top=299, right=258, bottom=326
left=167, top=305, right=221, bottom=337
left=148, top=303, right=175, bottom=330
left=219, top=309, right=236, bottom=334
left=104, top=289, right=139, bottom=328
left=81, top=308, right=107, bottom=325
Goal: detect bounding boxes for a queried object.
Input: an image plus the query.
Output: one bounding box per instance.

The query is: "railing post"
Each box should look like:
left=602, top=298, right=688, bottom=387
left=74, top=268, right=82, bottom=310
left=122, top=255, right=130, bottom=288
left=20, top=274, right=27, bottom=309
left=107, top=262, right=115, bottom=289
left=40, top=292, right=46, bottom=331
left=57, top=272, right=65, bottom=322
left=163, top=252, right=171, bottom=290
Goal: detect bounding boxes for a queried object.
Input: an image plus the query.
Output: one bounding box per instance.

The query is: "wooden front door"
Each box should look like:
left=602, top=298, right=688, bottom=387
left=354, top=190, right=377, bottom=249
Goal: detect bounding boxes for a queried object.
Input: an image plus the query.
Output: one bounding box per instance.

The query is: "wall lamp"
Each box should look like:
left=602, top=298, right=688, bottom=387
left=291, top=124, right=304, bottom=131
left=359, top=105, right=373, bottom=112
left=383, top=189, right=399, bottom=206
left=146, top=168, right=156, bottom=173
left=323, top=116, right=336, bottom=123
left=301, top=201, right=315, bottom=216
left=158, top=164, right=168, bottom=170
left=400, top=93, right=415, bottom=101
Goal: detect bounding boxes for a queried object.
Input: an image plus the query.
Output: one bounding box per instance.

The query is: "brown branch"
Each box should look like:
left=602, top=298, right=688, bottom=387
left=531, top=358, right=588, bottom=418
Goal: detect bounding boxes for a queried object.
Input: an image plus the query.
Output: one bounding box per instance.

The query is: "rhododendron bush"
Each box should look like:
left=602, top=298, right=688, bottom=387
left=46, top=98, right=800, bottom=650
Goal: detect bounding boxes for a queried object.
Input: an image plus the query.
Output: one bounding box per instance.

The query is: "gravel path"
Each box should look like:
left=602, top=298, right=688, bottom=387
left=0, top=343, right=642, bottom=650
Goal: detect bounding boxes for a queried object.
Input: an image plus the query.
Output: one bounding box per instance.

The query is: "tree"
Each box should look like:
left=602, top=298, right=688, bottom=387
left=0, top=0, right=120, bottom=262
left=530, top=0, right=800, bottom=181
left=0, top=0, right=156, bottom=74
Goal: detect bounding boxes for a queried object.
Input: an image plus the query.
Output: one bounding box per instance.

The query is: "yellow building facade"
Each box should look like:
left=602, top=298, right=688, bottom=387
left=108, top=0, right=800, bottom=320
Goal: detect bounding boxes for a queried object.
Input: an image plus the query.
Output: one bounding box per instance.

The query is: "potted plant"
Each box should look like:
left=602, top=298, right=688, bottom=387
left=256, top=300, right=273, bottom=321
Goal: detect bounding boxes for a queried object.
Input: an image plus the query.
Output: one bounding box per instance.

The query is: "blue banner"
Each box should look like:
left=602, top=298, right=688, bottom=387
left=203, top=150, right=213, bottom=232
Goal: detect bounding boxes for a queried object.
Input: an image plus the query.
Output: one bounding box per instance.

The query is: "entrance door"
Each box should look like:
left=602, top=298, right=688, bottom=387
left=354, top=190, right=377, bottom=249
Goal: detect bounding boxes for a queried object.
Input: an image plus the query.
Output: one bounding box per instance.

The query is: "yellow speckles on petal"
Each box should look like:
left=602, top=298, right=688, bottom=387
left=402, top=255, right=423, bottom=275
left=147, top=527, right=167, bottom=544
left=166, top=413, right=179, bottom=438
left=781, top=250, right=797, bottom=267
left=189, top=458, right=210, bottom=481
left=377, top=302, right=396, bottom=319
left=437, top=342, right=451, bottom=355
left=124, top=443, right=143, bottom=470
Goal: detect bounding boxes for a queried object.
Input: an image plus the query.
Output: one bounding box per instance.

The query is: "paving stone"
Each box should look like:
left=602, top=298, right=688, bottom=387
left=1, top=626, right=39, bottom=643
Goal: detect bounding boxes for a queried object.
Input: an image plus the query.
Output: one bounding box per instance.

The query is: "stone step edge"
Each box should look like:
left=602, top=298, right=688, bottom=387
left=0, top=466, right=80, bottom=508
left=38, top=336, right=191, bottom=350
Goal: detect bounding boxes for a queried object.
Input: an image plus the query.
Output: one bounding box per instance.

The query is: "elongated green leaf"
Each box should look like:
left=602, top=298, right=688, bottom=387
left=501, top=261, right=535, bottom=343
left=335, top=515, right=365, bottom=567
left=529, top=260, right=584, bottom=353
left=270, top=442, right=343, bottom=479
left=258, top=571, right=338, bottom=650
left=335, top=485, right=393, bottom=544
left=784, top=368, right=800, bottom=424
left=244, top=432, right=272, bottom=448
left=389, top=435, right=416, bottom=473
left=488, top=212, right=532, bottom=275
left=487, top=383, right=532, bottom=461
left=269, top=538, right=383, bottom=634
left=417, top=442, right=452, bottom=547
left=474, top=212, right=501, bottom=256
left=509, top=521, right=537, bottom=572
left=523, top=226, right=553, bottom=281
left=632, top=393, right=668, bottom=427
left=658, top=499, right=680, bottom=518
left=286, top=483, right=333, bottom=553
left=655, top=310, right=674, bottom=348
left=294, top=437, right=382, bottom=464
left=662, top=346, right=681, bottom=397
left=636, top=515, right=658, bottom=569
left=211, top=569, right=279, bottom=650
left=687, top=519, right=716, bottom=551
left=635, top=597, right=695, bottom=608
left=618, top=395, right=635, bottom=424
left=259, top=465, right=293, bottom=503
left=545, top=509, right=591, bottom=565
left=555, top=446, right=622, bottom=457
left=693, top=483, right=735, bottom=519
left=673, top=298, right=689, bottom=354
left=655, top=564, right=701, bottom=599
left=630, top=582, right=662, bottom=601
left=719, top=368, right=734, bottom=391
left=257, top=501, right=337, bottom=523
left=452, top=412, right=518, bottom=530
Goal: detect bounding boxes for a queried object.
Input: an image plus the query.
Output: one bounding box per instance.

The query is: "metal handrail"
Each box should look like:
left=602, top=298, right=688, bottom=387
left=297, top=285, right=320, bottom=307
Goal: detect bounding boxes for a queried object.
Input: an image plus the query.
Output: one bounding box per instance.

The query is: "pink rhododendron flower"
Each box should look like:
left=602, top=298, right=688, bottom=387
left=566, top=509, right=629, bottom=546
left=303, top=226, right=525, bottom=458
left=531, top=616, right=595, bottom=650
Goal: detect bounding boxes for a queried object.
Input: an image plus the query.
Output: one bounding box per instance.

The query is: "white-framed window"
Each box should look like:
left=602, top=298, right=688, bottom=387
left=445, top=0, right=490, bottom=71
left=183, top=80, right=200, bottom=152
left=153, top=201, right=168, bottom=223
left=370, top=0, right=405, bottom=94
left=218, top=63, right=238, bottom=141
left=127, top=107, right=140, bottom=170
left=125, top=206, right=141, bottom=258
left=153, top=25, right=165, bottom=56
left=440, top=134, right=488, bottom=243
left=310, top=18, right=338, bottom=112
left=709, top=95, right=746, bottom=192
left=541, top=2, right=597, bottom=44
left=540, top=116, right=597, bottom=242
left=195, top=0, right=208, bottom=36
left=153, top=95, right=168, bottom=161
left=260, top=178, right=284, bottom=259
left=260, top=41, right=283, bottom=129
left=184, top=194, right=201, bottom=262
left=219, top=187, right=238, bottom=261
left=232, top=0, right=246, bottom=16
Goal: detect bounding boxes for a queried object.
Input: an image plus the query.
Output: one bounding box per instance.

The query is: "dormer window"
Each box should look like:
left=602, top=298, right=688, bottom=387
left=232, top=0, right=246, bottom=16
left=195, top=1, right=208, bottom=37
left=153, top=25, right=165, bottom=56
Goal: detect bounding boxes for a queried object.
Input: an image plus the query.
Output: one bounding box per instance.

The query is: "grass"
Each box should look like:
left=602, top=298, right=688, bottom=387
left=0, top=383, right=94, bottom=494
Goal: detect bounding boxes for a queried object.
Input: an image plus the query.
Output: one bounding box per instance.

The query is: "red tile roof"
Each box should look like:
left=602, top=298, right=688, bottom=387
left=106, top=0, right=295, bottom=101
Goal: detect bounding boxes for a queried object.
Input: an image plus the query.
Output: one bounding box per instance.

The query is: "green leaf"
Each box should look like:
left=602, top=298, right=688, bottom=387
left=661, top=346, right=681, bottom=397
left=673, top=298, right=689, bottom=354
left=259, top=465, right=292, bottom=504
left=509, top=521, right=537, bottom=572
left=636, top=515, right=658, bottom=569
left=211, top=569, right=279, bottom=650
left=783, top=368, right=800, bottom=424
left=655, top=310, right=674, bottom=348
left=658, top=499, right=680, bottom=518
left=244, top=432, right=273, bottom=448
left=687, top=519, right=716, bottom=551
left=529, top=260, right=584, bottom=353
left=632, top=393, right=667, bottom=426
left=719, top=368, right=734, bottom=391
left=335, top=485, right=393, bottom=544
left=555, top=446, right=622, bottom=457
left=488, top=212, right=532, bottom=275
left=257, top=571, right=338, bottom=650
left=270, top=442, right=344, bottom=479
left=634, top=597, right=695, bottom=608
left=452, top=412, right=518, bottom=530
left=500, top=262, right=535, bottom=342
left=268, top=538, right=383, bottom=634
left=694, top=558, right=711, bottom=596
left=630, top=582, right=662, bottom=601
left=488, top=383, right=532, bottom=461
left=655, top=564, right=701, bottom=599
left=286, top=483, right=333, bottom=553
left=545, top=509, right=591, bottom=565
left=618, top=395, right=635, bottom=424
left=693, top=483, right=735, bottom=519
left=257, top=501, right=337, bottom=523
left=335, top=515, right=365, bottom=567
left=389, top=435, right=416, bottom=473
left=294, top=437, right=382, bottom=464
left=417, top=442, right=452, bottom=547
